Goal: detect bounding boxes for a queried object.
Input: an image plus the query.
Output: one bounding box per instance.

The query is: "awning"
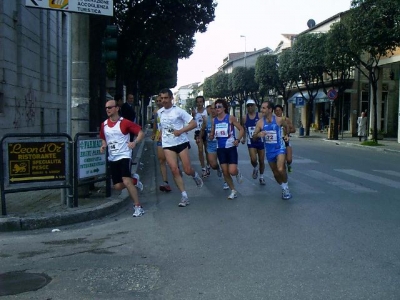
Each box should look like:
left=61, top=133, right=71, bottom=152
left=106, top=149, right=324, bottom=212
left=288, top=92, right=305, bottom=104
left=288, top=89, right=330, bottom=104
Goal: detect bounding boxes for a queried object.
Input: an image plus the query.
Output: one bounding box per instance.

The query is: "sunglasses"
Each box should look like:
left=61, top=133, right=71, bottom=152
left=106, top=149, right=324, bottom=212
left=215, top=104, right=224, bottom=109
left=246, top=104, right=254, bottom=107
left=105, top=106, right=116, bottom=110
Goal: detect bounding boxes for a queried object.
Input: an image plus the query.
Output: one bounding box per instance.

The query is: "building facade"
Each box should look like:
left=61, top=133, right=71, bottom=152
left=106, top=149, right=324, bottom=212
left=0, top=2, right=67, bottom=137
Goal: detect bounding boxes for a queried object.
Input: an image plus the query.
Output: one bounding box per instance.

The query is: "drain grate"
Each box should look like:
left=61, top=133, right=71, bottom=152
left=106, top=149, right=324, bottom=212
left=0, top=271, right=52, bottom=296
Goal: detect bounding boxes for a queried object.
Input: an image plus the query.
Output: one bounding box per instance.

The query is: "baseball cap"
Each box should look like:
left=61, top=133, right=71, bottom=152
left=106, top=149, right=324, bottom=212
left=246, top=99, right=256, bottom=105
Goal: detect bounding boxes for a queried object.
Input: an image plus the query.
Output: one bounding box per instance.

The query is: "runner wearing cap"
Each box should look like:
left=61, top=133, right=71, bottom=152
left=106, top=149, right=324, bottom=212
left=241, top=99, right=266, bottom=185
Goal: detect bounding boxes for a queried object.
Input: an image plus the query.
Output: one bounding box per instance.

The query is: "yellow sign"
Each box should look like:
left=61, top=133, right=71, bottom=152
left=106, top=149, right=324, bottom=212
left=49, top=0, right=69, bottom=9
left=8, top=142, right=66, bottom=183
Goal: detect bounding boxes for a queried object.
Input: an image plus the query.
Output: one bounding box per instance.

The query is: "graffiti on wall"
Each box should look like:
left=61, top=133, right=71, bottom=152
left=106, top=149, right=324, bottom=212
left=25, top=88, right=36, bottom=127
left=13, top=88, right=37, bottom=128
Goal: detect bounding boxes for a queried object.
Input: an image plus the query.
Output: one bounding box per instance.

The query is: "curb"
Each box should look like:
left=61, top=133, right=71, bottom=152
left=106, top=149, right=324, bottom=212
left=321, top=138, right=400, bottom=153
left=0, top=134, right=147, bottom=232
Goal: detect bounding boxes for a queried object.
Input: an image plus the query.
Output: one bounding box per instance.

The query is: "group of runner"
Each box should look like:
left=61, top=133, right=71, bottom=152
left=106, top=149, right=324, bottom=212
left=99, top=88, right=296, bottom=218
left=152, top=89, right=296, bottom=205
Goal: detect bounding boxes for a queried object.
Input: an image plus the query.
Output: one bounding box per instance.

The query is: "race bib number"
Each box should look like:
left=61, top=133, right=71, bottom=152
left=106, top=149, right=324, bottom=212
left=247, top=126, right=255, bottom=144
left=108, top=141, right=120, bottom=154
left=264, top=131, right=277, bottom=144
left=215, top=123, right=229, bottom=137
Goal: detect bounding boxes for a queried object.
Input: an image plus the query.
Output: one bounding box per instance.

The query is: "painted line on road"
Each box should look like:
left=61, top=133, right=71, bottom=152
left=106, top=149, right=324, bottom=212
left=305, top=170, right=377, bottom=193
left=373, top=170, right=400, bottom=178
left=335, top=169, right=400, bottom=190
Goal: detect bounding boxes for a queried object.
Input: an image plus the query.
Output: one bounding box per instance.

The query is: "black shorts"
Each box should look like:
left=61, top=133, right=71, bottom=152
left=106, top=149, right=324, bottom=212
left=163, top=142, right=190, bottom=154
left=194, top=130, right=207, bottom=143
left=217, top=147, right=238, bottom=165
left=109, top=158, right=132, bottom=185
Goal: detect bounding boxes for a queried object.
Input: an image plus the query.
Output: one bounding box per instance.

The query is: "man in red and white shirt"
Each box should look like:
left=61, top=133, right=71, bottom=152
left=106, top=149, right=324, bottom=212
left=100, top=99, right=145, bottom=217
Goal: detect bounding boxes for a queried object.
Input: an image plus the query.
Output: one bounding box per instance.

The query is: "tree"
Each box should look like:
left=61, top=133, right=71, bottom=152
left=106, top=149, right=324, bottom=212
left=113, top=0, right=217, bottom=94
left=344, top=0, right=400, bottom=141
left=255, top=53, right=293, bottom=115
left=212, top=72, right=230, bottom=98
left=325, top=21, right=355, bottom=139
left=291, top=33, right=328, bottom=135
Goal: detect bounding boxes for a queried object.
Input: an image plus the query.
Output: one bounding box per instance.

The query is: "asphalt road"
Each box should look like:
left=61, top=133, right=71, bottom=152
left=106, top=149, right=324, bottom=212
left=1, top=137, right=399, bottom=300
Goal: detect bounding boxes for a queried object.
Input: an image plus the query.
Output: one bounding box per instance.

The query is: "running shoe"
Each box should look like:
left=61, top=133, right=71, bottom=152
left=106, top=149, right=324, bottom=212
left=252, top=168, right=259, bottom=179
left=136, top=180, right=144, bottom=192
left=227, top=190, right=238, bottom=199
left=223, top=182, right=229, bottom=190
left=193, top=174, right=204, bottom=188
left=132, top=206, right=144, bottom=217
left=206, top=166, right=211, bottom=177
left=236, top=170, right=243, bottom=184
left=282, top=188, right=292, bottom=200
left=287, top=164, right=292, bottom=173
left=217, top=167, right=223, bottom=178
left=132, top=175, right=143, bottom=192
left=159, top=184, right=172, bottom=192
left=201, top=168, right=208, bottom=178
left=259, top=178, right=266, bottom=185
left=179, top=196, right=190, bottom=207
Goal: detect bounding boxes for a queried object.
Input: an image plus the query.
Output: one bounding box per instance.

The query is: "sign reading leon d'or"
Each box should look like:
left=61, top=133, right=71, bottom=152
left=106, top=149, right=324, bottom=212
left=79, top=139, right=106, bottom=179
left=25, top=0, right=114, bottom=16
left=8, top=142, right=66, bottom=184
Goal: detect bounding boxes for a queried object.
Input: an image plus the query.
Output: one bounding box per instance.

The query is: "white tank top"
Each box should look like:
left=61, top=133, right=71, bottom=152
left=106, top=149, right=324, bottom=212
left=103, top=118, right=131, bottom=161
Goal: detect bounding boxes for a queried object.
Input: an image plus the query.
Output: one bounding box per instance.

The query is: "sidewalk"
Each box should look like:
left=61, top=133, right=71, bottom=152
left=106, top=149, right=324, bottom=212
left=296, top=130, right=400, bottom=154
left=0, top=133, right=148, bottom=232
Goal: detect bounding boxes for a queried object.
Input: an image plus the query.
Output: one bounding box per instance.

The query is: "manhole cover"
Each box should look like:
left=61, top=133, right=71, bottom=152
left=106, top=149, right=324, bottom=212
left=0, top=271, right=52, bottom=296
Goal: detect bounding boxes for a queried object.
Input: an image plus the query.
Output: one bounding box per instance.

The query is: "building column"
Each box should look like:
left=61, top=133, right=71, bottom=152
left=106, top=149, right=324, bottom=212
left=71, top=13, right=90, bottom=138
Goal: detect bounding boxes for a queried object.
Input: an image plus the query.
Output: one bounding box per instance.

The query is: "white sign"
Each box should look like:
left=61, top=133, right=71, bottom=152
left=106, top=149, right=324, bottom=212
left=78, top=139, right=106, bottom=179
left=25, top=0, right=114, bottom=16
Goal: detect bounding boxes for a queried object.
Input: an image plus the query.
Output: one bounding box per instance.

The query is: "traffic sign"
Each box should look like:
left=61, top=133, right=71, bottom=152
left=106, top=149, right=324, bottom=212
left=25, top=0, right=114, bottom=16
left=296, top=97, right=305, bottom=107
left=327, top=88, right=338, bottom=100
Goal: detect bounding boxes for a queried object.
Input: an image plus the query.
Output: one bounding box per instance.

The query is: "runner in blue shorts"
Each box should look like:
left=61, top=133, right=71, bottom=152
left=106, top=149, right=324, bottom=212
left=253, top=101, right=292, bottom=200
left=201, top=104, right=229, bottom=189
left=241, top=99, right=266, bottom=185
left=209, top=99, right=245, bottom=200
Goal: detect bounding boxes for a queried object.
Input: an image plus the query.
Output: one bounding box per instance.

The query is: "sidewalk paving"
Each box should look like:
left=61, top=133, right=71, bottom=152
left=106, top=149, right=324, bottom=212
left=297, top=130, right=400, bottom=154
left=1, top=130, right=399, bottom=232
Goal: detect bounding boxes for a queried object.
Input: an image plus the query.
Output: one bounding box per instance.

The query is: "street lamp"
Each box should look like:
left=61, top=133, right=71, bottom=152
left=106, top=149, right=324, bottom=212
left=240, top=35, right=247, bottom=68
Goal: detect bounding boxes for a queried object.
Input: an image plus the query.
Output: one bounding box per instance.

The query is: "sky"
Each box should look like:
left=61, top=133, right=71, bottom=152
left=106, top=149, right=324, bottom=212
left=175, top=0, right=352, bottom=90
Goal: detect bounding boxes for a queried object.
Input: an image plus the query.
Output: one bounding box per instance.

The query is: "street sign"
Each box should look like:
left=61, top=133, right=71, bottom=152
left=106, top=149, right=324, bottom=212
left=296, top=97, right=305, bottom=107
left=25, top=0, right=114, bottom=16
left=327, top=88, right=338, bottom=100
left=7, top=141, right=66, bottom=184
left=78, top=139, right=106, bottom=179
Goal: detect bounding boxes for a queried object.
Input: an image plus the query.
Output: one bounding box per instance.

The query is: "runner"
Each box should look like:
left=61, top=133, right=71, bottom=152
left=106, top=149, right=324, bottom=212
left=253, top=101, right=292, bottom=200
left=158, top=88, right=203, bottom=207
left=151, top=95, right=172, bottom=192
left=201, top=104, right=229, bottom=190
left=241, top=99, right=266, bottom=185
left=274, top=104, right=296, bottom=173
left=99, top=99, right=145, bottom=217
left=192, top=96, right=210, bottom=178
left=209, top=99, right=245, bottom=200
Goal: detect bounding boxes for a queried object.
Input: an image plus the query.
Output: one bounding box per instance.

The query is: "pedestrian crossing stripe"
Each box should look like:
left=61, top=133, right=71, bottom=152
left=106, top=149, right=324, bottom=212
left=373, top=170, right=400, bottom=178
left=304, top=170, right=377, bottom=193
left=335, top=169, right=400, bottom=190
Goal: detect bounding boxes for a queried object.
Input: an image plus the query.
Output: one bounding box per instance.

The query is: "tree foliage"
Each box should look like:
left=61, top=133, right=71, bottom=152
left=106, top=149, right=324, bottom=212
left=290, top=33, right=328, bottom=135
left=113, top=0, right=217, bottom=95
left=344, top=0, right=400, bottom=140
